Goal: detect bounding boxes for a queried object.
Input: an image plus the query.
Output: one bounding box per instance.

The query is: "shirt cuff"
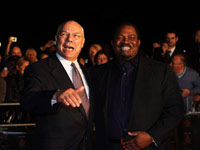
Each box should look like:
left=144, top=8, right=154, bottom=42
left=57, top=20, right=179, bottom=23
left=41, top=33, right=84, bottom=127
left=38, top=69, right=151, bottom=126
left=151, top=138, right=158, bottom=149
left=51, top=99, right=57, bottom=106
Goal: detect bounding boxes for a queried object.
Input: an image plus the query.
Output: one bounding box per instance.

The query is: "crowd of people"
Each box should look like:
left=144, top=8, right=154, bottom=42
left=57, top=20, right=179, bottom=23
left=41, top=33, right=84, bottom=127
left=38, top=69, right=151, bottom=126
left=0, top=20, right=200, bottom=149
left=0, top=37, right=52, bottom=103
left=0, top=35, right=113, bottom=104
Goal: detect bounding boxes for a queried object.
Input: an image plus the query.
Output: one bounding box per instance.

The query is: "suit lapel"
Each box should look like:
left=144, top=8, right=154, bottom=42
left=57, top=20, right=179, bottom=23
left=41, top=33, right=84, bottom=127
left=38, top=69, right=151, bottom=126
left=104, top=62, right=114, bottom=130
left=128, top=56, right=154, bottom=130
left=49, top=57, right=74, bottom=89
left=48, top=55, right=87, bottom=120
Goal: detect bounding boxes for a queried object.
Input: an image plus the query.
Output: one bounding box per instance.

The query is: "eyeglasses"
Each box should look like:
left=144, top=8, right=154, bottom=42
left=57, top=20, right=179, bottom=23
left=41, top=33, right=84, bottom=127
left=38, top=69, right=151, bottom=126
left=171, top=62, right=184, bottom=66
left=59, top=31, right=82, bottom=40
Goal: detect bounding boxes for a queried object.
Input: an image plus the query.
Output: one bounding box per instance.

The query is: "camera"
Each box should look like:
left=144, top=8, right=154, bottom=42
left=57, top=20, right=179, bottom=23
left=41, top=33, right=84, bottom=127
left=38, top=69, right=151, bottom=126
left=84, top=59, right=88, bottom=63
left=11, top=37, right=17, bottom=42
left=3, top=67, right=8, bottom=71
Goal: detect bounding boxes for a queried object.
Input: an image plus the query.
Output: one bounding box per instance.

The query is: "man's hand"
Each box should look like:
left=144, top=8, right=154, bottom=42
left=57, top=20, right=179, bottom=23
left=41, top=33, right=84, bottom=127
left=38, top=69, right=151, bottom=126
left=194, top=94, right=200, bottom=102
left=8, top=36, right=13, bottom=44
left=123, top=131, right=152, bottom=150
left=182, top=89, right=190, bottom=97
left=53, top=86, right=84, bottom=107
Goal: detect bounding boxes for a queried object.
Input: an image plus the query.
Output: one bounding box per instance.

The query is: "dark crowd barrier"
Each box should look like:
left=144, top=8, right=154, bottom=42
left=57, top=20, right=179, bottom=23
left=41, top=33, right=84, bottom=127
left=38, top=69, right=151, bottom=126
left=0, top=103, right=35, bottom=150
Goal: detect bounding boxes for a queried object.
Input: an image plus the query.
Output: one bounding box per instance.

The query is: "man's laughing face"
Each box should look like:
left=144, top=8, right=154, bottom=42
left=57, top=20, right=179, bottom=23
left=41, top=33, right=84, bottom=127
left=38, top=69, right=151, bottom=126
left=112, top=25, right=140, bottom=61
left=56, top=21, right=85, bottom=61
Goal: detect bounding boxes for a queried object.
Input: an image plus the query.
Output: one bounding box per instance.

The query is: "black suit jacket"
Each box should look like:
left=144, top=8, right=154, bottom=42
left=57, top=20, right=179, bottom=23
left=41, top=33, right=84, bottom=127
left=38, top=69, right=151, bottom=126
left=20, top=54, right=94, bottom=150
left=164, top=47, right=183, bottom=64
left=92, top=55, right=184, bottom=150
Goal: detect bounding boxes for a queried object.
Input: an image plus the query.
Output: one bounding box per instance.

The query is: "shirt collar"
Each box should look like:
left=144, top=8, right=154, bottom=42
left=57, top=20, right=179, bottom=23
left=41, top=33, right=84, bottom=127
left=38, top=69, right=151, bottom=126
left=168, top=46, right=176, bottom=54
left=56, top=52, right=78, bottom=67
left=177, top=67, right=187, bottom=78
left=118, top=55, right=139, bottom=67
left=113, top=55, right=138, bottom=72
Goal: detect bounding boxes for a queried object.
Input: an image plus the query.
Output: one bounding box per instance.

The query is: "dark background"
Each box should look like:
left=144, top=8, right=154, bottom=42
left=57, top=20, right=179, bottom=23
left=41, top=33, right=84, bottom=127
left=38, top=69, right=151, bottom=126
left=0, top=6, right=200, bottom=58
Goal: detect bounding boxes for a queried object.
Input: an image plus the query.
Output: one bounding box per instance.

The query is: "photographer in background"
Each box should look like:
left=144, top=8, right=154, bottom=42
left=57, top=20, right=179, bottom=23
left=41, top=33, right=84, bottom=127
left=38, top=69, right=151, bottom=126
left=40, top=40, right=57, bottom=54
left=4, top=36, right=22, bottom=62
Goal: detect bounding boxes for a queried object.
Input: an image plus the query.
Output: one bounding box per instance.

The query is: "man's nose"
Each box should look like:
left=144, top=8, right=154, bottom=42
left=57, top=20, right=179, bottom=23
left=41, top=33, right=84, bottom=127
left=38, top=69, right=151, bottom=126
left=123, top=37, right=130, bottom=43
left=66, top=34, right=73, bottom=42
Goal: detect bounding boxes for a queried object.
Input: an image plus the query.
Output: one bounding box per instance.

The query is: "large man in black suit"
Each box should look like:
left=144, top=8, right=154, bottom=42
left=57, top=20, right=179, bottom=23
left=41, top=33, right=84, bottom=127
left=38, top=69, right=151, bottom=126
left=20, top=20, right=94, bottom=150
left=91, top=23, right=184, bottom=150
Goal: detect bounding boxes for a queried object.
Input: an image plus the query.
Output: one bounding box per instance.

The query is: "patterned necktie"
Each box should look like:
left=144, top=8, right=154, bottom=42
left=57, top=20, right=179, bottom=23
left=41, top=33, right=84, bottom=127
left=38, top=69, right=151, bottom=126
left=71, top=63, right=90, bottom=119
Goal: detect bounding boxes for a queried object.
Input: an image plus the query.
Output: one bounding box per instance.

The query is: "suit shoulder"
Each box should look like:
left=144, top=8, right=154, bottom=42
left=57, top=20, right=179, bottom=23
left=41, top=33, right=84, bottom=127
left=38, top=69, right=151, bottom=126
left=186, top=67, right=200, bottom=76
left=25, top=55, right=55, bottom=74
left=144, top=57, right=170, bottom=71
left=142, top=57, right=176, bottom=81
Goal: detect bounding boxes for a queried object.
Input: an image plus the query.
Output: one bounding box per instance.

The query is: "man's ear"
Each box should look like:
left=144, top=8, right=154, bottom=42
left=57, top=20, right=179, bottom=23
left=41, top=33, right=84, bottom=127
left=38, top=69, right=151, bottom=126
left=138, top=40, right=141, bottom=47
left=176, top=36, right=179, bottom=42
left=81, top=37, right=85, bottom=49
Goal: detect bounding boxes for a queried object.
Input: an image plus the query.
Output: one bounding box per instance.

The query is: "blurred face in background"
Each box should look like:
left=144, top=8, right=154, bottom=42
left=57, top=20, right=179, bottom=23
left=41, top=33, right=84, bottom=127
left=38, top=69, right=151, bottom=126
left=56, top=21, right=85, bottom=62
left=16, top=57, right=30, bottom=75
left=88, top=44, right=102, bottom=66
left=11, top=46, right=22, bottom=57
left=170, top=55, right=185, bottom=75
left=166, top=33, right=178, bottom=49
left=97, top=53, right=108, bottom=65
left=16, top=61, right=29, bottom=75
left=89, top=46, right=98, bottom=63
left=26, top=49, right=37, bottom=63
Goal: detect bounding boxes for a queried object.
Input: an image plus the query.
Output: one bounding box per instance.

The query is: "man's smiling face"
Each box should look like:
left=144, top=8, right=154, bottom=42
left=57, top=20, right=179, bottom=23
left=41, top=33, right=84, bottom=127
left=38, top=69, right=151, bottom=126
left=111, top=25, right=141, bottom=61
left=56, top=21, right=85, bottom=61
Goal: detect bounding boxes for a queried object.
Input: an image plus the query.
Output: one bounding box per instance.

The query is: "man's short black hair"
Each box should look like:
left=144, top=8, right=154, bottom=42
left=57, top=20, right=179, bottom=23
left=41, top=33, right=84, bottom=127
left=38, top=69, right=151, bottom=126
left=112, top=22, right=141, bottom=40
left=165, top=29, right=178, bottom=37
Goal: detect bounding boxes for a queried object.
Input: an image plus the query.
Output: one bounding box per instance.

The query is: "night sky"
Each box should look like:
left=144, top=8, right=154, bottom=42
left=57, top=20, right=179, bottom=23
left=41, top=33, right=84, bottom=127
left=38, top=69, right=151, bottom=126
left=1, top=6, right=200, bottom=58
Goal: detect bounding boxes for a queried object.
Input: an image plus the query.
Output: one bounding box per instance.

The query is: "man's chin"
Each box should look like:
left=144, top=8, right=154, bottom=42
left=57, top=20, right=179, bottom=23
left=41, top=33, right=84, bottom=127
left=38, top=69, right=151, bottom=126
left=119, top=54, right=132, bottom=61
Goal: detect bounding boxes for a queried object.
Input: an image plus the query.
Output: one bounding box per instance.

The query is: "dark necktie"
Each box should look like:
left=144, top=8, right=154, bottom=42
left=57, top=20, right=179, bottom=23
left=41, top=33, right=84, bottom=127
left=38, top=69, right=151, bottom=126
left=166, top=50, right=171, bottom=56
left=71, top=63, right=90, bottom=118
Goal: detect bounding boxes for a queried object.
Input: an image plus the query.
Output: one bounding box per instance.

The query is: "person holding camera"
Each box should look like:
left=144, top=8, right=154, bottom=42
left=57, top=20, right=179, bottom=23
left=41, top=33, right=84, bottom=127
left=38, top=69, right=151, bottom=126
left=4, top=36, right=22, bottom=62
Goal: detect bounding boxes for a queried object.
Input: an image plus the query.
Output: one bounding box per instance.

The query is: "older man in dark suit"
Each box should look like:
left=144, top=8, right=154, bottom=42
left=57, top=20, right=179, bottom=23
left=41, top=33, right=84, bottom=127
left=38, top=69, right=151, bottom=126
left=20, top=20, right=94, bottom=150
left=91, top=23, right=184, bottom=150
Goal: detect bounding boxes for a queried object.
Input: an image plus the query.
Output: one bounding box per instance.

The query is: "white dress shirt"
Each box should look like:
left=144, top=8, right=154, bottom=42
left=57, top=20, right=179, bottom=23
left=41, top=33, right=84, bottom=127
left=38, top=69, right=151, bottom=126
left=51, top=53, right=90, bottom=105
left=168, top=46, right=176, bottom=56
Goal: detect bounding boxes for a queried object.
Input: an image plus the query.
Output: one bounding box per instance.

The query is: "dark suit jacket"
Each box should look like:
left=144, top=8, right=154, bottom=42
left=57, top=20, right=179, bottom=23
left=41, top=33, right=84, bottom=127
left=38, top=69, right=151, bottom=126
left=164, top=47, right=183, bottom=64
left=20, top=54, right=94, bottom=150
left=91, top=54, right=184, bottom=150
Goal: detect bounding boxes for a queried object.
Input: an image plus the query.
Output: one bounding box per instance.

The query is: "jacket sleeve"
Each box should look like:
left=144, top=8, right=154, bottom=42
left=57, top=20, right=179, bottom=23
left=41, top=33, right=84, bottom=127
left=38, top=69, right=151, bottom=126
left=147, top=65, right=184, bottom=146
left=19, top=65, right=59, bottom=114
